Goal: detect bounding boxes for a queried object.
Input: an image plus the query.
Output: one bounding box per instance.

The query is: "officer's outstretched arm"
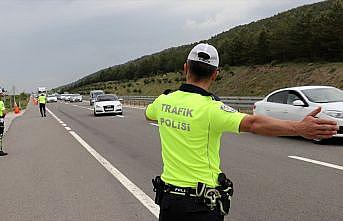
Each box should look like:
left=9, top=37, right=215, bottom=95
left=239, top=107, right=338, bottom=140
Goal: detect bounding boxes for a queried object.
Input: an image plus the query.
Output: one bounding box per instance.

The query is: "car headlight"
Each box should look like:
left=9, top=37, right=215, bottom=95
left=324, top=110, right=343, bottom=119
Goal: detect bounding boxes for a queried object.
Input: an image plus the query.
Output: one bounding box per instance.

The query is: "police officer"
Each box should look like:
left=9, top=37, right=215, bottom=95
left=146, top=43, right=338, bottom=221
left=0, top=89, right=8, bottom=156
left=38, top=93, right=47, bottom=117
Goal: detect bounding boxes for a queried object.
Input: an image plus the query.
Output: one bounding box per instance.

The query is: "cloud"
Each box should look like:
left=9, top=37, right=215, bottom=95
left=0, top=0, right=323, bottom=91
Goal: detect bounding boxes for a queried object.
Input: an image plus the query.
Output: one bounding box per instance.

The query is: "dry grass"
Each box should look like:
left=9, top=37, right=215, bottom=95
left=72, top=62, right=343, bottom=97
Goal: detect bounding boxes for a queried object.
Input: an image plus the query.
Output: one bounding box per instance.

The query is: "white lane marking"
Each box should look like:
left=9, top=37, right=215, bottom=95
left=65, top=127, right=72, bottom=131
left=59, top=121, right=64, bottom=124
left=69, top=131, right=159, bottom=218
left=72, top=104, right=93, bottom=110
left=47, top=108, right=159, bottom=218
left=289, top=156, right=343, bottom=171
left=47, top=109, right=63, bottom=122
left=62, top=123, right=67, bottom=127
left=116, top=115, right=125, bottom=118
left=149, top=123, right=159, bottom=127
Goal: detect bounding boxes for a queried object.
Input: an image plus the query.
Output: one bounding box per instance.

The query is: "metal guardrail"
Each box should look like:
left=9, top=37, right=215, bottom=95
left=82, top=95, right=263, bottom=113
left=120, top=96, right=263, bottom=113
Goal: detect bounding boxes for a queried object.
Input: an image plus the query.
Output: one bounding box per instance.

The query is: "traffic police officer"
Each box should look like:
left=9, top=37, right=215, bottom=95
left=146, top=43, right=338, bottom=221
left=0, top=89, right=8, bottom=156
left=38, top=93, right=47, bottom=117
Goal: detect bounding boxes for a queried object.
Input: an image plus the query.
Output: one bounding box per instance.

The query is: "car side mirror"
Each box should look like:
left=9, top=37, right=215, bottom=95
left=293, top=100, right=305, bottom=106
left=119, top=98, right=123, bottom=102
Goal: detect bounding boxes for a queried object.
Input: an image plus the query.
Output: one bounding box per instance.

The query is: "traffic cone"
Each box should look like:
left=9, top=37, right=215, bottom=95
left=14, top=103, right=20, bottom=114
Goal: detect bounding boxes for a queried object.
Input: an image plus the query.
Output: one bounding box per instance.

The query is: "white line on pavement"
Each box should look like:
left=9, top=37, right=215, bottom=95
left=68, top=132, right=159, bottom=218
left=65, top=127, right=72, bottom=131
left=149, top=123, right=159, bottom=127
left=62, top=123, right=67, bottom=127
left=116, top=115, right=125, bottom=118
left=288, top=156, right=343, bottom=171
left=47, top=109, right=62, bottom=122
left=47, top=108, right=159, bottom=218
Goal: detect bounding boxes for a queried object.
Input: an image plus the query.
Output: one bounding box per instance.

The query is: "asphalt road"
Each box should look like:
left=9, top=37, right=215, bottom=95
left=0, top=101, right=342, bottom=221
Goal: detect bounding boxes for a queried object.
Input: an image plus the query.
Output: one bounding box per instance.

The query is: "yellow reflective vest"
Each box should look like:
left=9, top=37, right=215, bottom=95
left=38, top=95, right=47, bottom=104
left=0, top=100, right=5, bottom=117
left=146, top=84, right=246, bottom=188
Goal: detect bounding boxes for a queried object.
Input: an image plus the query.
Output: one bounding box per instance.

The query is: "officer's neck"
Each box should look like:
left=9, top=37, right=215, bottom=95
left=186, top=79, right=211, bottom=91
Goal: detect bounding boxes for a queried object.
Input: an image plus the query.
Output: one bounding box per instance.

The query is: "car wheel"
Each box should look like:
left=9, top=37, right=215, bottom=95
left=93, top=110, right=98, bottom=117
left=118, top=112, right=123, bottom=115
left=313, top=138, right=329, bottom=145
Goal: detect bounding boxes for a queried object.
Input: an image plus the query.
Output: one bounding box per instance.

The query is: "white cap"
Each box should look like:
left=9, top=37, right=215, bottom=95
left=187, top=43, right=219, bottom=68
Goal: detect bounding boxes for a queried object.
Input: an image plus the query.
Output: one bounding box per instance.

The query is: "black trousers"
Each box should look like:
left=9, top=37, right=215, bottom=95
left=159, top=193, right=224, bottom=221
left=39, top=103, right=46, bottom=117
left=0, top=119, right=4, bottom=136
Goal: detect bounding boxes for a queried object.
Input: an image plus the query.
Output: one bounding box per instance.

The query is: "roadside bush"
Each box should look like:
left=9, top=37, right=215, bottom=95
left=215, top=76, right=223, bottom=81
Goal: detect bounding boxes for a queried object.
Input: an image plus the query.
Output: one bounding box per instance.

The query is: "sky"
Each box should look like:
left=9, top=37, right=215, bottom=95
left=0, top=0, right=323, bottom=92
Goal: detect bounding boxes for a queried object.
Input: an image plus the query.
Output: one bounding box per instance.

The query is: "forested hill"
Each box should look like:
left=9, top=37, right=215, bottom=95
left=61, top=0, right=342, bottom=91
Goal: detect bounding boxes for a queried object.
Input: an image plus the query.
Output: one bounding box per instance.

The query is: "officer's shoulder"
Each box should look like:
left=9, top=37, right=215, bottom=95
left=153, top=89, right=175, bottom=102
left=210, top=94, right=220, bottom=101
left=162, top=89, right=174, bottom=95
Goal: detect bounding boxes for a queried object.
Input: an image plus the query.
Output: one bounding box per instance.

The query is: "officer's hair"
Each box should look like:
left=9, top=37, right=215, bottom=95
left=187, top=60, right=217, bottom=81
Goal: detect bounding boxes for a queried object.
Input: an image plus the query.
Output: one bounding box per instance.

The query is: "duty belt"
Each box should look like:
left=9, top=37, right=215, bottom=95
left=163, top=184, right=197, bottom=197
left=152, top=173, right=234, bottom=216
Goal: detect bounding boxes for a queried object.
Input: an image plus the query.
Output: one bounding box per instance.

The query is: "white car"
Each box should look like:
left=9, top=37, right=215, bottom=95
left=70, top=94, right=83, bottom=102
left=93, top=94, right=123, bottom=116
left=47, top=95, right=58, bottom=103
left=254, top=86, right=343, bottom=141
left=61, top=94, right=71, bottom=101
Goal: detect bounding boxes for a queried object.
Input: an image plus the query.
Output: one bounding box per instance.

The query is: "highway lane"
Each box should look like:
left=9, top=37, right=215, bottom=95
left=0, top=104, right=156, bottom=221
left=48, top=101, right=343, bottom=221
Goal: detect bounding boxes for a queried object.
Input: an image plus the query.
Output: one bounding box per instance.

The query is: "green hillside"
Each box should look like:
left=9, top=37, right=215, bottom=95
left=69, top=62, right=343, bottom=96
left=60, top=0, right=343, bottom=94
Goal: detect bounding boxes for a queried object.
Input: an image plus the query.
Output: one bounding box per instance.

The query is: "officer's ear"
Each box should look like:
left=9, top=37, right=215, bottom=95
left=183, top=63, right=188, bottom=75
left=210, top=68, right=219, bottom=81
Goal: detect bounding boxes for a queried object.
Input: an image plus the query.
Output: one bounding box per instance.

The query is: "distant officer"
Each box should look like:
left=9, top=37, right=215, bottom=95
left=0, top=89, right=8, bottom=156
left=146, top=43, right=338, bottom=221
left=38, top=93, right=47, bottom=117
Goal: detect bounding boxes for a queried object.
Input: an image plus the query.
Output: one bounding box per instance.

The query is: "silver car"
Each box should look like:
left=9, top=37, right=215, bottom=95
left=254, top=86, right=343, bottom=142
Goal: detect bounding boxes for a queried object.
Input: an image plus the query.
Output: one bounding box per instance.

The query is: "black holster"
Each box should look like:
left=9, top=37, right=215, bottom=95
left=196, top=173, right=234, bottom=216
left=216, top=173, right=234, bottom=215
left=152, top=176, right=165, bottom=206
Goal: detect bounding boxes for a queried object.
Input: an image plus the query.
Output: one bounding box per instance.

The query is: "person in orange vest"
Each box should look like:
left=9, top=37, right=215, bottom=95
left=38, top=93, right=47, bottom=117
left=0, top=89, right=7, bottom=156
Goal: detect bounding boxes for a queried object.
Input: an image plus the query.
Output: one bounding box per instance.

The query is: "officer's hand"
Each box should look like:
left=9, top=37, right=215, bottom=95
left=296, top=107, right=338, bottom=140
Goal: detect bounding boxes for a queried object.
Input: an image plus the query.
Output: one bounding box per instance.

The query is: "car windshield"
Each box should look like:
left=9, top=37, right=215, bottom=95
left=97, top=95, right=118, bottom=101
left=92, top=92, right=103, bottom=97
left=302, top=88, right=343, bottom=103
